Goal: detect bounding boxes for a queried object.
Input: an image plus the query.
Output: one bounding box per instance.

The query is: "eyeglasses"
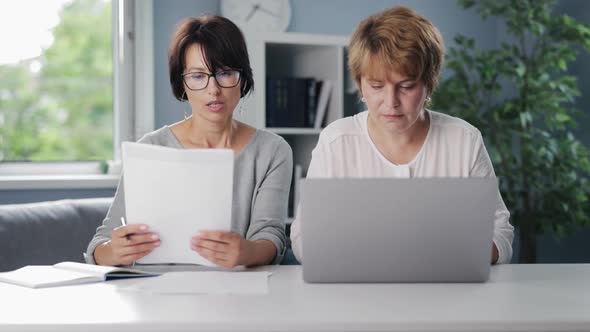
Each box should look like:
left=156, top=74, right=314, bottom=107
left=182, top=70, right=241, bottom=91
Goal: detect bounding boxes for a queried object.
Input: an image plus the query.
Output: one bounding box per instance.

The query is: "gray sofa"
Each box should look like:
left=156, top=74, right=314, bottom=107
left=0, top=198, right=298, bottom=272
left=0, top=198, right=112, bottom=272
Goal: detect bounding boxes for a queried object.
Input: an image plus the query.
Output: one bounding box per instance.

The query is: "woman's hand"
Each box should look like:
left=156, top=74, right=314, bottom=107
left=94, top=224, right=160, bottom=266
left=191, top=231, right=255, bottom=268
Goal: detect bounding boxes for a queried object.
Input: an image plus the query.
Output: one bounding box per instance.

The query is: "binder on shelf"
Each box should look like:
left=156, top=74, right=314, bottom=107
left=267, top=77, right=315, bottom=128
left=273, top=78, right=289, bottom=127
left=265, top=78, right=276, bottom=127
left=305, top=79, right=318, bottom=128
left=285, top=78, right=307, bottom=127
left=313, top=80, right=333, bottom=129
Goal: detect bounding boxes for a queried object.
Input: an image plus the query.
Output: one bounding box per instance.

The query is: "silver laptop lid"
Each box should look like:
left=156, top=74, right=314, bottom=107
left=300, top=178, right=497, bottom=283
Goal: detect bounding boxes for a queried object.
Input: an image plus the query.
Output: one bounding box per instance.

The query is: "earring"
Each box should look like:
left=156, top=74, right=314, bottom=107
left=181, top=91, right=191, bottom=119
left=426, top=96, right=432, bottom=103
left=361, top=97, right=366, bottom=103
left=238, top=99, right=244, bottom=117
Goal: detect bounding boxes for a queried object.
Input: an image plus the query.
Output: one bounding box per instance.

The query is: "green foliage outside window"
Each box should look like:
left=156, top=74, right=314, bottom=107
left=0, top=0, right=112, bottom=162
left=433, top=0, right=590, bottom=263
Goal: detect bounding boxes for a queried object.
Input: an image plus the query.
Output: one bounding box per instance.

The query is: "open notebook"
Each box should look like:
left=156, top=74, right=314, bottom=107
left=0, top=262, right=159, bottom=288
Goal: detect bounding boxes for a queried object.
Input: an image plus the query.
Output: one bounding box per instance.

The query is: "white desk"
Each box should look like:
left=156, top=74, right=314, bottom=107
left=1, top=264, right=589, bottom=332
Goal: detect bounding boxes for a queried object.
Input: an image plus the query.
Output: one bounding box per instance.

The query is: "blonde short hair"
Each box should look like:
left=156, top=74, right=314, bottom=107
left=348, top=6, right=444, bottom=95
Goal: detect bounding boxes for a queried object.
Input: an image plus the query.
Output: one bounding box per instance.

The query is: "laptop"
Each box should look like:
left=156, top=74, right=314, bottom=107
left=299, top=178, right=497, bottom=283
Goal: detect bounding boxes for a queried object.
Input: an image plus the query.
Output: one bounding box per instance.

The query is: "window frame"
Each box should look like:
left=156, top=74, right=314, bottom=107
left=0, top=0, right=154, bottom=189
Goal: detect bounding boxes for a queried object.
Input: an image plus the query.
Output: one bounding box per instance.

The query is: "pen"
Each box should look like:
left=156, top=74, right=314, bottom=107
left=121, top=217, right=131, bottom=240
left=120, top=216, right=136, bottom=267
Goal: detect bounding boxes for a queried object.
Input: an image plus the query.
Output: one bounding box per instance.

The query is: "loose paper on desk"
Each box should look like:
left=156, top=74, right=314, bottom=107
left=123, top=271, right=270, bottom=295
left=122, top=142, right=233, bottom=267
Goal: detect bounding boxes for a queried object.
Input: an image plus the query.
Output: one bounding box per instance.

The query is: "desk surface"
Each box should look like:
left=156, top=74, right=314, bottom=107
left=1, top=264, right=589, bottom=332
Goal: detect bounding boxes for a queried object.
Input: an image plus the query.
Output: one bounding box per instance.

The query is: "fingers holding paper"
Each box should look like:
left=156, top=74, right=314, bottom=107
left=191, top=231, right=252, bottom=268
left=107, top=224, right=160, bottom=266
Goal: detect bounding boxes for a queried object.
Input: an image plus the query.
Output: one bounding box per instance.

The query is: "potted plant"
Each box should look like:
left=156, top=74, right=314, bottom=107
left=433, top=0, right=590, bottom=263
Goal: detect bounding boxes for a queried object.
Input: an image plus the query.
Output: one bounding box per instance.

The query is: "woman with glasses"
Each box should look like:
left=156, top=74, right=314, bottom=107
left=87, top=15, right=292, bottom=268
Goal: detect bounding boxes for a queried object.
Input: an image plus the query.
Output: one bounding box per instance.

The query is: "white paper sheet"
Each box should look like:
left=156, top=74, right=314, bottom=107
left=122, top=142, right=233, bottom=267
left=122, top=271, right=270, bottom=295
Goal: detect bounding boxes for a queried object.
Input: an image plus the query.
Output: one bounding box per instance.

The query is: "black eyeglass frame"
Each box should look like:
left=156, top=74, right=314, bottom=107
left=181, top=69, right=242, bottom=91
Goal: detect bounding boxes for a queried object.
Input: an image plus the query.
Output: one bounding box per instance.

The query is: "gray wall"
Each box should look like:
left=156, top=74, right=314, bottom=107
left=289, top=0, right=498, bottom=51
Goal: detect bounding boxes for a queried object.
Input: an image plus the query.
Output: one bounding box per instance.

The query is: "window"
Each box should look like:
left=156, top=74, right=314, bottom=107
left=0, top=0, right=153, bottom=183
left=0, top=0, right=113, bottom=162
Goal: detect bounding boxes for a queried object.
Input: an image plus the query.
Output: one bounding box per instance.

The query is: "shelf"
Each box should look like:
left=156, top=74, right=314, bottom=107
left=241, top=32, right=348, bottom=131
left=268, top=128, right=322, bottom=135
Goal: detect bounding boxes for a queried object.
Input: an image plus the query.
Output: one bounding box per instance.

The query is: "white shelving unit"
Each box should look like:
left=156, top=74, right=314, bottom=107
left=240, top=32, right=355, bottom=218
left=240, top=33, right=349, bottom=130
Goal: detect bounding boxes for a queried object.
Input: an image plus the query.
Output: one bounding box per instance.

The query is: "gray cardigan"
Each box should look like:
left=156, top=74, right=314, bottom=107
left=86, top=126, right=293, bottom=265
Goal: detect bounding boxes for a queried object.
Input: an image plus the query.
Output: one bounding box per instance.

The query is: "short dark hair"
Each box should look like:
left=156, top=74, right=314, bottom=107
left=168, top=15, right=254, bottom=101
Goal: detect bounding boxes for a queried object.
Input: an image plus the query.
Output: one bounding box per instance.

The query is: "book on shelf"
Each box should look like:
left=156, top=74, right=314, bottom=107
left=266, top=78, right=277, bottom=127
left=266, top=77, right=332, bottom=129
left=313, top=80, right=332, bottom=129
left=267, top=77, right=308, bottom=128
left=305, top=79, right=318, bottom=128
left=0, top=262, right=159, bottom=288
left=285, top=78, right=307, bottom=127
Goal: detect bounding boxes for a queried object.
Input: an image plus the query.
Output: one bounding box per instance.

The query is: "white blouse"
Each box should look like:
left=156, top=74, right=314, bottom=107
left=290, top=110, right=514, bottom=264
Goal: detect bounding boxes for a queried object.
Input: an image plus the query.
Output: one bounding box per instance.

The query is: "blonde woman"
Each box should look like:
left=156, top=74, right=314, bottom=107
left=290, top=6, right=513, bottom=264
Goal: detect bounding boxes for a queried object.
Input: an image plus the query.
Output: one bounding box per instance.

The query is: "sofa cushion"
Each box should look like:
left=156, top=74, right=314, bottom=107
left=0, top=198, right=112, bottom=272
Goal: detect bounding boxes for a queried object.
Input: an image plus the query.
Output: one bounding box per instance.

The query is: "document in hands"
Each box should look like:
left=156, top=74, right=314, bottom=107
left=122, top=142, right=234, bottom=267
left=0, top=262, right=159, bottom=288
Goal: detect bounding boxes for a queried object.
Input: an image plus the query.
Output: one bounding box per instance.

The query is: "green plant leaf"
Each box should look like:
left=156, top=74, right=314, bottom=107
left=515, top=63, right=526, bottom=77
left=555, top=113, right=571, bottom=123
